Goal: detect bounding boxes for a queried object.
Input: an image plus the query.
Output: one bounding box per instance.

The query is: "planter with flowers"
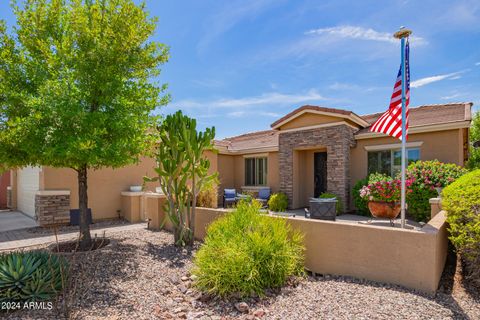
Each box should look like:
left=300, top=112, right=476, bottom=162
left=360, top=179, right=413, bottom=221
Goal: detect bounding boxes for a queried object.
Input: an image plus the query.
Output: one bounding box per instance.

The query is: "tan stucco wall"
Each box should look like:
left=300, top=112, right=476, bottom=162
left=225, top=152, right=279, bottom=193
left=145, top=194, right=448, bottom=294
left=42, top=157, right=157, bottom=220
left=279, top=113, right=342, bottom=130
left=293, top=148, right=327, bottom=208
left=350, top=129, right=465, bottom=186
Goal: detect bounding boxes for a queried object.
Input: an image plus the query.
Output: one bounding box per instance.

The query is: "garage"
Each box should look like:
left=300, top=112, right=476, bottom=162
left=16, top=166, right=40, bottom=218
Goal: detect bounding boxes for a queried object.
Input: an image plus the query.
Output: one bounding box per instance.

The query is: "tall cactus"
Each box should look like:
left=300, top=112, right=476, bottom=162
left=146, top=111, right=217, bottom=246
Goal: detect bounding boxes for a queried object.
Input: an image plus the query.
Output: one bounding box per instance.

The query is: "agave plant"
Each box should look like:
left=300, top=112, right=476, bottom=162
left=0, top=251, right=68, bottom=302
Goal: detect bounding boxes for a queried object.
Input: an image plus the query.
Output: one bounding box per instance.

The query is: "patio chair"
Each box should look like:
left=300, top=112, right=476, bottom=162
left=256, top=187, right=271, bottom=207
left=223, top=189, right=237, bottom=208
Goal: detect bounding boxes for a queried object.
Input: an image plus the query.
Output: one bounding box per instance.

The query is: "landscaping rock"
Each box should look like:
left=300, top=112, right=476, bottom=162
left=253, top=309, right=266, bottom=317
left=234, top=302, right=249, bottom=313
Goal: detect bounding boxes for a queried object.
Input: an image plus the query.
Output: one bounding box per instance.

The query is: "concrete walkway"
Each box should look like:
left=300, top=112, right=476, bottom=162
left=0, top=222, right=146, bottom=251
left=0, top=210, right=37, bottom=232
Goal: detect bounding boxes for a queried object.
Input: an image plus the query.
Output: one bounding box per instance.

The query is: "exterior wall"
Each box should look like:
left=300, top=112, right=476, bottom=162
left=35, top=191, right=70, bottom=226
left=223, top=152, right=280, bottom=193
left=0, top=171, right=10, bottom=209
left=145, top=194, right=448, bottom=294
left=42, top=157, right=157, bottom=220
left=217, top=154, right=235, bottom=204
left=279, top=125, right=356, bottom=210
left=17, top=166, right=41, bottom=217
left=278, top=114, right=344, bottom=130
left=350, top=129, right=465, bottom=187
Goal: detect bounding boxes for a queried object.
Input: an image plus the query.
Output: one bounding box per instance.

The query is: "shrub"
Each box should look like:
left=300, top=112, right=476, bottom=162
left=404, top=160, right=466, bottom=222
left=0, top=251, right=68, bottom=302
left=192, top=201, right=304, bottom=297
left=318, top=192, right=343, bottom=214
left=268, top=192, right=288, bottom=212
left=352, top=178, right=369, bottom=215
left=443, top=169, right=480, bottom=287
left=197, top=184, right=218, bottom=208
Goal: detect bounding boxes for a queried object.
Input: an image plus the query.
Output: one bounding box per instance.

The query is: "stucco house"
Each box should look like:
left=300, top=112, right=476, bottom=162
left=8, top=102, right=472, bottom=223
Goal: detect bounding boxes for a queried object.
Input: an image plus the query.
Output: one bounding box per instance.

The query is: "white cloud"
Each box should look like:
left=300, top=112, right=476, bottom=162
left=440, top=93, right=462, bottom=100
left=475, top=62, right=480, bottom=66
left=305, top=26, right=426, bottom=45
left=411, top=71, right=464, bottom=88
left=175, top=89, right=326, bottom=109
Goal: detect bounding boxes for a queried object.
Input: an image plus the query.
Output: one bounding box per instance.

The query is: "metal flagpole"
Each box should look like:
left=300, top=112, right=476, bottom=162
left=394, top=27, right=411, bottom=229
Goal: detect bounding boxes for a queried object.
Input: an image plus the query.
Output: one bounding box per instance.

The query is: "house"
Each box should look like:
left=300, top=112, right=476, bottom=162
left=211, top=102, right=472, bottom=210
left=8, top=102, right=472, bottom=224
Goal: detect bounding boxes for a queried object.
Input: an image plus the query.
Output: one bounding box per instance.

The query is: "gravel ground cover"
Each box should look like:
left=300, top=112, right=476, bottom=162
left=4, top=227, right=479, bottom=320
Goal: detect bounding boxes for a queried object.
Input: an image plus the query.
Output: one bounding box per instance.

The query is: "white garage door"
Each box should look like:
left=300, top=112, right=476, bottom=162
left=17, top=166, right=40, bottom=218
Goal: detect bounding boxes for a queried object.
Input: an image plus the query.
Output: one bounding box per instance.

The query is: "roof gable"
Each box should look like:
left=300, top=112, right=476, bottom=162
left=271, top=105, right=369, bottom=130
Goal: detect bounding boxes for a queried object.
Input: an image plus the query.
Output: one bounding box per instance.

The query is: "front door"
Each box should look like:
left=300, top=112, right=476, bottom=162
left=314, top=152, right=327, bottom=197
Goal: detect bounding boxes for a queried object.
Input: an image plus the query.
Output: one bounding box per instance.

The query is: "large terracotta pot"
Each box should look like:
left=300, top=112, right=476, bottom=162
left=367, top=201, right=401, bottom=220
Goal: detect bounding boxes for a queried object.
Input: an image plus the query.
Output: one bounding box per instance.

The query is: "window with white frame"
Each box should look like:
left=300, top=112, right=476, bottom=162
left=245, top=157, right=268, bottom=186
left=367, top=148, right=420, bottom=177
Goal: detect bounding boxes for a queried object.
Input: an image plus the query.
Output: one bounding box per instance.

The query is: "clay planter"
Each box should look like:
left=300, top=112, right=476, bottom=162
left=367, top=201, right=401, bottom=220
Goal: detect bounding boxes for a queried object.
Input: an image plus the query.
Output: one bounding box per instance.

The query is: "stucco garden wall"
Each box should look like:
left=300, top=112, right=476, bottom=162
left=144, top=194, right=448, bottom=294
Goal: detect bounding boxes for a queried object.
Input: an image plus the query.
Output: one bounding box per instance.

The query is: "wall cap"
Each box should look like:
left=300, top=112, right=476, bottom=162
left=429, top=198, right=441, bottom=204
left=36, top=190, right=70, bottom=196
left=144, top=192, right=166, bottom=198
left=121, top=191, right=144, bottom=196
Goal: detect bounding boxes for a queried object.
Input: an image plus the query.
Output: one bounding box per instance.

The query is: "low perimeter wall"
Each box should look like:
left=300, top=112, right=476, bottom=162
left=140, top=194, right=448, bottom=294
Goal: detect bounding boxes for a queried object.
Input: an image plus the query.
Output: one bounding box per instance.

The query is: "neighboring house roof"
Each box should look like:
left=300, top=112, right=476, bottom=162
left=215, top=102, right=473, bottom=153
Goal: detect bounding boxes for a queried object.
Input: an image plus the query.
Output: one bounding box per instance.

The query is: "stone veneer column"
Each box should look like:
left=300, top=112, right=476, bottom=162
left=279, top=124, right=356, bottom=211
left=35, top=190, right=71, bottom=227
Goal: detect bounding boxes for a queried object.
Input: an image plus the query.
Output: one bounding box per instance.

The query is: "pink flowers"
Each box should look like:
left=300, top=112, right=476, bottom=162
left=359, top=178, right=414, bottom=203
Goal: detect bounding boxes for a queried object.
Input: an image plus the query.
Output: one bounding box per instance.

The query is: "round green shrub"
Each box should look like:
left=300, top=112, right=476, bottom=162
left=443, top=169, right=480, bottom=287
left=192, top=201, right=304, bottom=297
left=404, top=160, right=466, bottom=222
left=268, top=192, right=288, bottom=212
left=318, top=192, right=343, bottom=214
left=0, top=251, right=68, bottom=303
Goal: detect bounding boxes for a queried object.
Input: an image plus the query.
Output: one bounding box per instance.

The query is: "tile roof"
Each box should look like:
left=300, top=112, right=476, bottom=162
left=215, top=130, right=279, bottom=153
left=215, top=102, right=473, bottom=152
left=357, top=102, right=472, bottom=134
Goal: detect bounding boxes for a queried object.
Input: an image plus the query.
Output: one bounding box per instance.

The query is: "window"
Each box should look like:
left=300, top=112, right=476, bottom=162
left=245, top=157, right=267, bottom=186
left=368, top=148, right=420, bottom=176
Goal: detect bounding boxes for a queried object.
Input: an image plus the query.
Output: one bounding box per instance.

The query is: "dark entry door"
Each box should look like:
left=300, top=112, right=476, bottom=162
left=314, top=152, right=327, bottom=198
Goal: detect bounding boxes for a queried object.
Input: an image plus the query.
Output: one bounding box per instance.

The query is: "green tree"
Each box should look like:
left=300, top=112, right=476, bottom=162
left=0, top=0, right=169, bottom=249
left=467, top=111, right=480, bottom=169
left=146, top=111, right=218, bottom=246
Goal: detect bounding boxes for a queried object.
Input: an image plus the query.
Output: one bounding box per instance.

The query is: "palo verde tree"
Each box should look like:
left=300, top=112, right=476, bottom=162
left=0, top=0, right=169, bottom=248
left=146, top=111, right=218, bottom=246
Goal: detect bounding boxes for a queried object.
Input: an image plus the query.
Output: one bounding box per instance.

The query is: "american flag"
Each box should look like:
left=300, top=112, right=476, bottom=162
left=370, top=41, right=410, bottom=140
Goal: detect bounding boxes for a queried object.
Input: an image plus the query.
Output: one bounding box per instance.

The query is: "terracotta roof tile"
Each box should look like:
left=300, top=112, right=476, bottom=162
left=215, top=130, right=278, bottom=152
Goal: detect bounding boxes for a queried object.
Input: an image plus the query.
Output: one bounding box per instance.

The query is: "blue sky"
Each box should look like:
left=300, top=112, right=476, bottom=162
left=1, top=0, right=479, bottom=139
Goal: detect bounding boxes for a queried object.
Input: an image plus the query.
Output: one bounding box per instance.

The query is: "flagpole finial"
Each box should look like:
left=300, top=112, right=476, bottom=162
left=394, top=27, right=412, bottom=39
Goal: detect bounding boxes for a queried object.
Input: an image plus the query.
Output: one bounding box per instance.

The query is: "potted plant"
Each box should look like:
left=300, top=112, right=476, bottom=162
left=359, top=179, right=413, bottom=220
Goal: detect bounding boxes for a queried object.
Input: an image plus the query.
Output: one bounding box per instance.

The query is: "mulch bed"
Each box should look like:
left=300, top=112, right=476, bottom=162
left=4, top=228, right=479, bottom=319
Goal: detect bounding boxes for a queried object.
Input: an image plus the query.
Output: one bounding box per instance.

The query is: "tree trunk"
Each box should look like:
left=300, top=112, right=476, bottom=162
left=78, top=165, right=92, bottom=249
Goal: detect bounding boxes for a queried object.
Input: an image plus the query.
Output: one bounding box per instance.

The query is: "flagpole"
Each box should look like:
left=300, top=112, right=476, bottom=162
left=394, top=27, right=411, bottom=229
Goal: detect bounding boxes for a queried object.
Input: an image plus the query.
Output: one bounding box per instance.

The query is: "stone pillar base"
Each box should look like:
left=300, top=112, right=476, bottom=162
left=35, top=190, right=71, bottom=227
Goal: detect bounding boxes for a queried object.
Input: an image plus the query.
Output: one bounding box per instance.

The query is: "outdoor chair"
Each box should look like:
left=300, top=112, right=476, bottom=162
left=256, top=187, right=271, bottom=207
left=223, top=188, right=237, bottom=208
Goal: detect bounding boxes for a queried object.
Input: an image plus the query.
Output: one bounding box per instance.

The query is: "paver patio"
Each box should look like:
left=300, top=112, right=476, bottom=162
left=0, top=222, right=146, bottom=251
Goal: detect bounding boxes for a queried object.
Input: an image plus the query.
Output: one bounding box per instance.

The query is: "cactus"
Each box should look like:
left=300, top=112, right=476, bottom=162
left=0, top=251, right=68, bottom=302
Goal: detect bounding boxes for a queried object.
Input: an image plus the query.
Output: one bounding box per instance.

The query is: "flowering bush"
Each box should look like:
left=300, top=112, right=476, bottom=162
left=404, top=160, right=466, bottom=222
left=360, top=178, right=413, bottom=202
